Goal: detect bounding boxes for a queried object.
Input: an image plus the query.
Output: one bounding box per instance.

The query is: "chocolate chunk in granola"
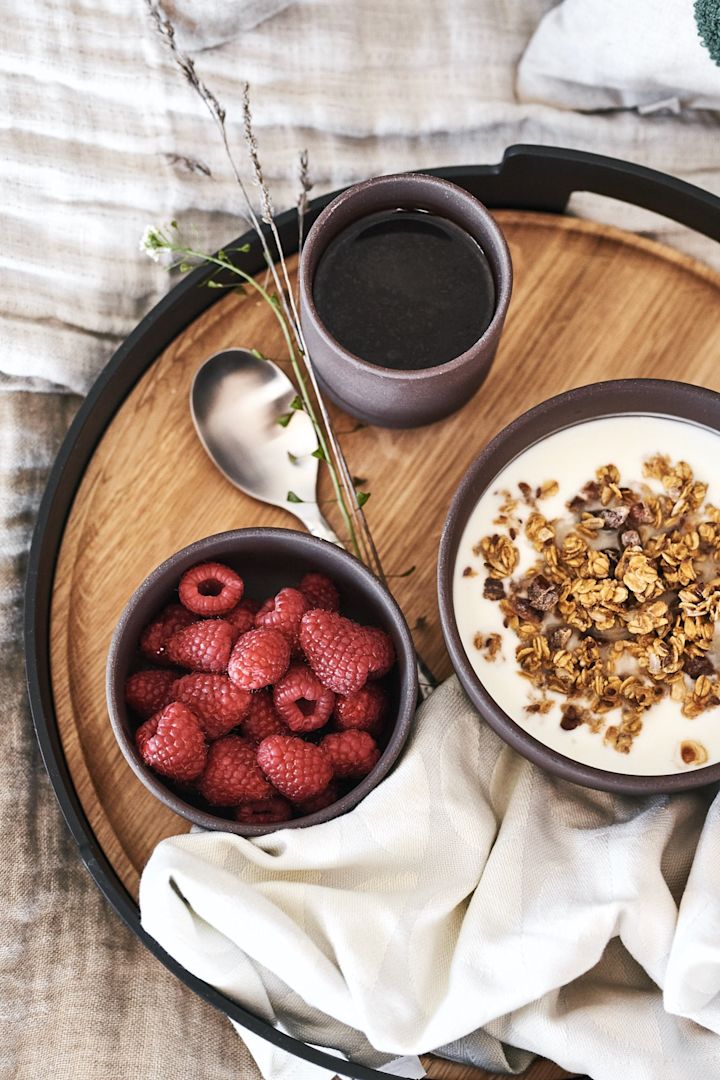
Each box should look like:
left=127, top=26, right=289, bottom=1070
left=582, top=481, right=600, bottom=500
left=628, top=501, right=654, bottom=526
left=527, top=574, right=560, bottom=612
left=599, top=505, right=630, bottom=529
left=547, top=625, right=572, bottom=651
left=620, top=528, right=641, bottom=548
left=483, top=577, right=505, bottom=601
left=518, top=481, right=533, bottom=502
left=568, top=495, right=587, bottom=514
left=684, top=654, right=715, bottom=679
left=510, top=596, right=543, bottom=623
left=560, top=705, right=582, bottom=731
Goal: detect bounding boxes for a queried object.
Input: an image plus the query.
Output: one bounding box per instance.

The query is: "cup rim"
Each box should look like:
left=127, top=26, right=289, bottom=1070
left=299, top=172, right=513, bottom=382
left=106, top=527, right=419, bottom=835
left=437, top=378, right=720, bottom=794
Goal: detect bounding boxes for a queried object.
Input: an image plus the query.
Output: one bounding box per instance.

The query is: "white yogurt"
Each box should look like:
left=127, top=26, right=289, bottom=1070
left=453, top=414, right=720, bottom=775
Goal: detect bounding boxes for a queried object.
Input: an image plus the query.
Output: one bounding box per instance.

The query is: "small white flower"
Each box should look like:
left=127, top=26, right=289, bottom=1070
left=140, top=224, right=167, bottom=262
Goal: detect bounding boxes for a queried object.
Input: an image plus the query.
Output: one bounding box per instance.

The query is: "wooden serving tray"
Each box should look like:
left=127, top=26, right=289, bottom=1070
left=49, top=210, right=720, bottom=1080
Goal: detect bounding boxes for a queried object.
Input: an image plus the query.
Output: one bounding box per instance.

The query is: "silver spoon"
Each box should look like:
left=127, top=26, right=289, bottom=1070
left=191, top=348, right=340, bottom=544
left=191, top=347, right=436, bottom=698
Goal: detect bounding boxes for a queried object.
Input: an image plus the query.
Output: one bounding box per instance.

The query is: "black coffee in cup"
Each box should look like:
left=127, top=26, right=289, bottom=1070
left=312, top=209, right=496, bottom=371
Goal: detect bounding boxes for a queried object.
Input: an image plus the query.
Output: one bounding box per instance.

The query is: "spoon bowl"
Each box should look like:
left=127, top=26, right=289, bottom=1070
left=191, top=348, right=338, bottom=542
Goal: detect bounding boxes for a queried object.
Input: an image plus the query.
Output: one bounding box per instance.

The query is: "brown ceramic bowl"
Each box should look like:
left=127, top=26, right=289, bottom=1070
left=107, top=528, right=418, bottom=835
left=299, top=172, right=512, bottom=429
left=438, top=378, right=720, bottom=795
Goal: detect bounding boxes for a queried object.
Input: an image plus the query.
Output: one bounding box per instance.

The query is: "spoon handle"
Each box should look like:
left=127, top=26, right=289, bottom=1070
left=297, top=510, right=344, bottom=547
left=296, top=510, right=437, bottom=700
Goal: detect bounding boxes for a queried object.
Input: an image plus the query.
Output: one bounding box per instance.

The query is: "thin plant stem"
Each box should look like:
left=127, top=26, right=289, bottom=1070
left=144, top=0, right=381, bottom=573
left=170, top=242, right=358, bottom=548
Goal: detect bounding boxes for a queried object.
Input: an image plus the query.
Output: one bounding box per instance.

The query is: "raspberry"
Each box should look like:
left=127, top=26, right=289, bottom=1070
left=273, top=664, right=335, bottom=733
left=171, top=673, right=251, bottom=739
left=240, top=690, right=290, bottom=745
left=228, top=627, right=290, bottom=690
left=255, top=587, right=308, bottom=645
left=224, top=598, right=261, bottom=638
left=233, top=796, right=294, bottom=825
left=299, top=610, right=395, bottom=694
left=334, top=684, right=386, bottom=735
left=139, top=604, right=197, bottom=665
left=167, top=619, right=234, bottom=673
left=257, top=735, right=333, bottom=802
left=135, top=702, right=207, bottom=782
left=197, top=735, right=274, bottom=806
left=178, top=562, right=244, bottom=616
left=294, top=780, right=340, bottom=816
left=298, top=573, right=340, bottom=612
left=321, top=731, right=381, bottom=779
left=124, top=669, right=177, bottom=719
left=364, top=627, right=395, bottom=679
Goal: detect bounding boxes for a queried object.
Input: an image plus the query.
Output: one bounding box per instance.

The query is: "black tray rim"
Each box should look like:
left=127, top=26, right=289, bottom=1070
left=24, top=145, right=720, bottom=1080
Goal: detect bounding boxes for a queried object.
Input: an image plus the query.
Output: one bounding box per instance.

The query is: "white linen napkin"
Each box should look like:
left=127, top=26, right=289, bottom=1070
left=140, top=677, right=720, bottom=1080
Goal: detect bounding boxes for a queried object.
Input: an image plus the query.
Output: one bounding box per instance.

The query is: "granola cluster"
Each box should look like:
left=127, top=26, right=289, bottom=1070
left=473, top=455, right=720, bottom=764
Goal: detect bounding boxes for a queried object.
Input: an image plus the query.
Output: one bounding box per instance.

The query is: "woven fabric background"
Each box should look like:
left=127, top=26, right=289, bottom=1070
left=3, top=0, right=720, bottom=1076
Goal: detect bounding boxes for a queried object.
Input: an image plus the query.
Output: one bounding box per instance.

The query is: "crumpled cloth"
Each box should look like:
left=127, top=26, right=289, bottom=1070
left=140, top=677, right=720, bottom=1080
left=517, top=0, right=720, bottom=112
left=4, top=0, right=720, bottom=398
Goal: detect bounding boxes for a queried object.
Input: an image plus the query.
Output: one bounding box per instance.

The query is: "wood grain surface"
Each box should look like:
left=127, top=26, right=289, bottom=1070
left=50, top=211, right=720, bottom=1080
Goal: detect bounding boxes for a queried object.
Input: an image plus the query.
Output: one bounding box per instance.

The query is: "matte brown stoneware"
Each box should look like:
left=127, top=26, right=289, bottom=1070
left=107, top=528, right=418, bottom=835
left=438, top=378, right=720, bottom=795
left=299, top=172, right=513, bottom=428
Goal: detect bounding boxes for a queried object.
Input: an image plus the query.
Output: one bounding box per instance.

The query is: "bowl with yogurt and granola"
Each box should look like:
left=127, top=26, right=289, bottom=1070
left=438, top=379, right=720, bottom=793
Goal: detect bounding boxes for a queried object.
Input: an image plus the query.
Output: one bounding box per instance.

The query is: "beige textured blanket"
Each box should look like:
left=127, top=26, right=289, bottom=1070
left=3, top=0, right=720, bottom=1076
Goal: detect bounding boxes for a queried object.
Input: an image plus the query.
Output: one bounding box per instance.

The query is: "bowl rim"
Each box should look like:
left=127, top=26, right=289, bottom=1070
left=298, top=171, right=513, bottom=382
left=107, top=527, right=418, bottom=834
left=438, top=377, right=720, bottom=794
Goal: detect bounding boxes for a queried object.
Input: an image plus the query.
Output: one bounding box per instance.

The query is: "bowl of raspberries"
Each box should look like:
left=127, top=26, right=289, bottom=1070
left=106, top=528, right=418, bottom=834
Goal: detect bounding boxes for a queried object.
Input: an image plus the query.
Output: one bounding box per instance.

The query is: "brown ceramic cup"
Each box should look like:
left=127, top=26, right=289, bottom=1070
left=106, top=528, right=418, bottom=836
left=437, top=378, right=720, bottom=795
left=299, top=173, right=512, bottom=429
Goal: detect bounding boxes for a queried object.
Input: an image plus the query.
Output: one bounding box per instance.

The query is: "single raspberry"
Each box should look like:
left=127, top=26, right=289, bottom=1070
left=224, top=598, right=261, bottom=639
left=255, top=587, right=308, bottom=645
left=228, top=627, right=290, bottom=690
left=334, top=684, right=387, bottom=735
left=241, top=691, right=290, bottom=745
left=364, top=627, right=395, bottom=678
left=124, top=669, right=177, bottom=719
left=294, top=780, right=340, bottom=816
left=273, top=664, right=335, bottom=733
left=135, top=702, right=207, bottom=782
left=233, top=795, right=294, bottom=825
left=167, top=618, right=234, bottom=673
left=139, top=604, right=198, bottom=665
left=197, top=735, right=274, bottom=806
left=298, top=572, right=340, bottom=612
left=178, top=562, right=244, bottom=616
left=299, top=610, right=395, bottom=694
left=171, top=673, right=251, bottom=739
left=321, top=730, right=381, bottom=779
left=257, top=735, right=333, bottom=802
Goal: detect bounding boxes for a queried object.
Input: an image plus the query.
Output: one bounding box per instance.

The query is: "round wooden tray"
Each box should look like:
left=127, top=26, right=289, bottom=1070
left=40, top=201, right=720, bottom=1080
